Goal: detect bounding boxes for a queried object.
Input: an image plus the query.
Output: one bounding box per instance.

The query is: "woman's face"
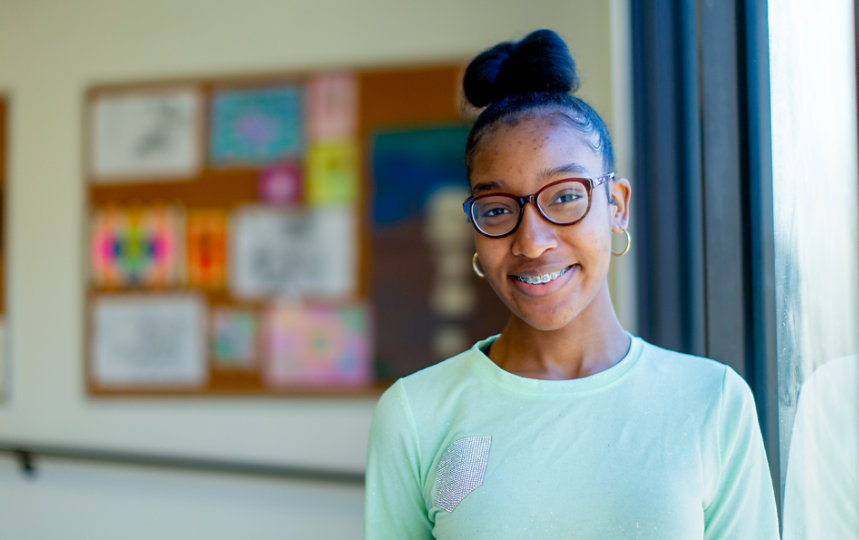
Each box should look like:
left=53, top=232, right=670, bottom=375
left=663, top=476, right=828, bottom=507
left=469, top=114, right=629, bottom=332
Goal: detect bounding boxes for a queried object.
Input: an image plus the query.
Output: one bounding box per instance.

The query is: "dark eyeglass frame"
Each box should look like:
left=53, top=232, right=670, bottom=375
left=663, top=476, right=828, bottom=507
left=462, top=173, right=615, bottom=238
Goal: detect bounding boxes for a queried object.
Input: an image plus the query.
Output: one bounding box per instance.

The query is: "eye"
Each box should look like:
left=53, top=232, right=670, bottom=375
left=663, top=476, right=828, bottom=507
left=474, top=197, right=517, bottom=222
left=553, top=191, right=581, bottom=204
left=541, top=181, right=588, bottom=209
left=547, top=189, right=582, bottom=205
left=482, top=206, right=511, bottom=218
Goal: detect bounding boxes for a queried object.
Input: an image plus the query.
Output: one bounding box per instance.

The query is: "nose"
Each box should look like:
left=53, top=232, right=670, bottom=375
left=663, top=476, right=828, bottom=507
left=511, top=203, right=558, bottom=258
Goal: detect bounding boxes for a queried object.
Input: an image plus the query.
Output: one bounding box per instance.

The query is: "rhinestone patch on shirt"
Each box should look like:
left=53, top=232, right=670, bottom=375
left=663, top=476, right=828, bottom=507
left=433, top=436, right=492, bottom=512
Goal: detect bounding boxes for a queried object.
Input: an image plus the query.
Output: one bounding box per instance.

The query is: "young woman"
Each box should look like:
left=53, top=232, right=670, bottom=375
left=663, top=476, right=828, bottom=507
left=365, top=29, right=779, bottom=539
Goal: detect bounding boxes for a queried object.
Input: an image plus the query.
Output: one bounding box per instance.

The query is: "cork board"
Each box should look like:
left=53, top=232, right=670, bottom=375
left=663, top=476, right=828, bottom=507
left=84, top=64, right=507, bottom=397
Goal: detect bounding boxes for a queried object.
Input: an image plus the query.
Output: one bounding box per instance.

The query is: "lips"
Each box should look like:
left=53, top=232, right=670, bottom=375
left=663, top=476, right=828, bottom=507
left=511, top=265, right=575, bottom=285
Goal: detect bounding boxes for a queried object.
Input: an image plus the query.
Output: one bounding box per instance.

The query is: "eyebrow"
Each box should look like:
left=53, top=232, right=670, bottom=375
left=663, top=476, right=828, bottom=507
left=470, top=180, right=503, bottom=194
left=470, top=163, right=592, bottom=195
left=537, top=163, right=590, bottom=179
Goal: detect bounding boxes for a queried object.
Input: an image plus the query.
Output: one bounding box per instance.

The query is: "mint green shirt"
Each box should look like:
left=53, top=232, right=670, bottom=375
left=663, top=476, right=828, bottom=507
left=365, top=336, right=779, bottom=539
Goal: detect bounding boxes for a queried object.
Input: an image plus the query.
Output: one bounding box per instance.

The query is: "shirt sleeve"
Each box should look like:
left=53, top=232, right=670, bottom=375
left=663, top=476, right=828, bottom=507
left=703, top=367, right=780, bottom=540
left=364, top=380, right=433, bottom=540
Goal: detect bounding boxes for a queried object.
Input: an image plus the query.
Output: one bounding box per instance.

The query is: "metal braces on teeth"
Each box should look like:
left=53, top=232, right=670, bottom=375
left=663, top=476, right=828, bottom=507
left=517, top=267, right=568, bottom=285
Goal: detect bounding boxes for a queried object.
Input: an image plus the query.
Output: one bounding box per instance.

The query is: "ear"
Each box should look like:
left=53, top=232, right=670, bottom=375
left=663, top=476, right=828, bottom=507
left=608, top=177, right=631, bottom=232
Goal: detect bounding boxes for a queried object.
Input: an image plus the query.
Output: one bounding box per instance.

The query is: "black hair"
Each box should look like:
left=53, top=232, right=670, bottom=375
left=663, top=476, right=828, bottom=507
left=463, top=29, right=615, bottom=175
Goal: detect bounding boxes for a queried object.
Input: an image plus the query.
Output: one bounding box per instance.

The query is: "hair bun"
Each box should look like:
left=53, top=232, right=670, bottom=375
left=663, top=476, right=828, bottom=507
left=463, top=29, right=579, bottom=108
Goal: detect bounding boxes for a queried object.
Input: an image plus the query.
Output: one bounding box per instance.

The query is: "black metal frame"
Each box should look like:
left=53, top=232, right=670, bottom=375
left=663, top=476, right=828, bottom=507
left=631, top=0, right=780, bottom=508
left=631, top=0, right=706, bottom=358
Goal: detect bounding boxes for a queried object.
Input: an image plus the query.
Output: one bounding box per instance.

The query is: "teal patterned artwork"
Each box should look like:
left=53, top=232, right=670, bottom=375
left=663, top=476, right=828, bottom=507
left=210, top=85, right=304, bottom=166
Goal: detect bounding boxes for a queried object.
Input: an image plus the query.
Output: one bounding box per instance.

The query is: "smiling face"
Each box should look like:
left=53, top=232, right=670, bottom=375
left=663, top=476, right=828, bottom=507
left=469, top=113, right=629, bottom=332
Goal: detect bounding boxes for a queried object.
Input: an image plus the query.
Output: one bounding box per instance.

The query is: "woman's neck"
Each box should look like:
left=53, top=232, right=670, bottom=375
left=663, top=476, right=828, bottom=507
left=489, top=287, right=630, bottom=380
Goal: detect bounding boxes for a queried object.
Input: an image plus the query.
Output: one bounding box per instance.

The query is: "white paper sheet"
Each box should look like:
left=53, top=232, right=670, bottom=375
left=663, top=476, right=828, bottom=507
left=92, top=294, right=206, bottom=387
left=231, top=206, right=356, bottom=299
left=90, top=87, right=201, bottom=181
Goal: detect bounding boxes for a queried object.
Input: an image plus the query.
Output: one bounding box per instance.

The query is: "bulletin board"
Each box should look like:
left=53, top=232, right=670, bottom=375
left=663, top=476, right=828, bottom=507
left=84, top=64, right=508, bottom=397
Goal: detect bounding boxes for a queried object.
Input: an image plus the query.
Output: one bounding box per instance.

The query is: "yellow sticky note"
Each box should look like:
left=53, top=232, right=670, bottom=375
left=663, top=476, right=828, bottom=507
left=305, top=141, right=359, bottom=205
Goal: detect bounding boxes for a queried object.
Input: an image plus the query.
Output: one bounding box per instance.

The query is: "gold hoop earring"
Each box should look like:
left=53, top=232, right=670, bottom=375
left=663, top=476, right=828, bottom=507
left=612, top=229, right=631, bottom=257
left=472, top=252, right=485, bottom=278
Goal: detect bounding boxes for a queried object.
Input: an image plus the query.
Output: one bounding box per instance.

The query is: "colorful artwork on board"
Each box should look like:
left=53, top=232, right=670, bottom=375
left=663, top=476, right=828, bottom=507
left=90, top=206, right=184, bottom=287
left=372, top=125, right=472, bottom=226
left=211, top=308, right=257, bottom=368
left=186, top=209, right=228, bottom=289
left=210, top=85, right=304, bottom=166
left=258, top=162, right=303, bottom=205
left=230, top=206, right=356, bottom=299
left=92, top=294, right=206, bottom=387
left=307, top=72, right=357, bottom=140
left=262, top=302, right=371, bottom=387
left=305, top=141, right=359, bottom=205
left=369, top=125, right=508, bottom=379
left=90, top=87, right=202, bottom=181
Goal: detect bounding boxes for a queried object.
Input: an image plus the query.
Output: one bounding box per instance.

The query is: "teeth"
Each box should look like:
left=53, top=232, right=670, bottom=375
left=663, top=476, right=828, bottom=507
left=516, top=267, right=569, bottom=285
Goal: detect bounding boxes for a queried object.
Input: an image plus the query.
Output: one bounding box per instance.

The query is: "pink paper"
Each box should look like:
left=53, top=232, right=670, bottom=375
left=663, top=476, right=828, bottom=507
left=263, top=302, right=371, bottom=387
left=306, top=72, right=358, bottom=141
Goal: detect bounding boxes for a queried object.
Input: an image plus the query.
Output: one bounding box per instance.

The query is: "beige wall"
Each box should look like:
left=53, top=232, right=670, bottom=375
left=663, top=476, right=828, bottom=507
left=0, top=1, right=629, bottom=538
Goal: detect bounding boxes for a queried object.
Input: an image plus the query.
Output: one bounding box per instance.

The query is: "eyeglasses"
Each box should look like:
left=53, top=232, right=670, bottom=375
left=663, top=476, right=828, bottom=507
left=462, top=174, right=615, bottom=238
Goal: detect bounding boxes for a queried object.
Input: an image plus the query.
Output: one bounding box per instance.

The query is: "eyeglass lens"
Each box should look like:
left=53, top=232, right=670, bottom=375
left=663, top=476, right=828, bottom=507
left=470, top=180, right=590, bottom=237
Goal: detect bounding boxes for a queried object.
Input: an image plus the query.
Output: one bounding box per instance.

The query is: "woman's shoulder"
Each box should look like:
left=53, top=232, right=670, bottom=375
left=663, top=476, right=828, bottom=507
left=637, top=336, right=727, bottom=372
left=370, top=341, right=491, bottom=436
left=395, top=339, right=490, bottom=396
left=634, top=336, right=749, bottom=400
left=374, top=338, right=494, bottom=412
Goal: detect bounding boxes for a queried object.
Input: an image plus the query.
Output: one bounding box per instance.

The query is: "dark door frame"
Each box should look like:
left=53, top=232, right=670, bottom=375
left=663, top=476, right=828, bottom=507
left=630, top=0, right=779, bottom=507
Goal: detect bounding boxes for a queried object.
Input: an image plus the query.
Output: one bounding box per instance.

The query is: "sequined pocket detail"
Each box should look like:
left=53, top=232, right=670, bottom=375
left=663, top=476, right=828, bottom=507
left=433, top=436, right=491, bottom=513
